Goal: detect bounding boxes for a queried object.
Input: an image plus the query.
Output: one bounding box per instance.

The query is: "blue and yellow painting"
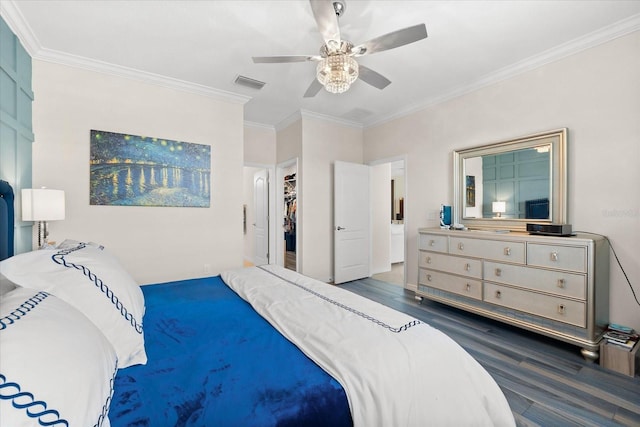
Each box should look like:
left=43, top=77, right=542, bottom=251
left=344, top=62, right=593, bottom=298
left=90, top=130, right=211, bottom=207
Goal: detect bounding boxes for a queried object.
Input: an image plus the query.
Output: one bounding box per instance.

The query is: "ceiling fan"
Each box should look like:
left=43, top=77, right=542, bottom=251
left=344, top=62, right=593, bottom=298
left=252, top=0, right=428, bottom=97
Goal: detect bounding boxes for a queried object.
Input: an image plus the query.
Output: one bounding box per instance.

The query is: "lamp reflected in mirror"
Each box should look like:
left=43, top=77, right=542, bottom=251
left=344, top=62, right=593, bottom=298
left=492, top=201, right=506, bottom=218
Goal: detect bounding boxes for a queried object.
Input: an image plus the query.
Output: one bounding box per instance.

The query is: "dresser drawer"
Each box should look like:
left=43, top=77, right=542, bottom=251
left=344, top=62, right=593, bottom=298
left=450, top=236, right=525, bottom=264
left=484, top=261, right=586, bottom=300
left=419, top=269, right=482, bottom=300
left=418, top=234, right=448, bottom=253
left=484, top=283, right=586, bottom=327
left=419, top=251, right=482, bottom=279
left=527, top=243, right=587, bottom=273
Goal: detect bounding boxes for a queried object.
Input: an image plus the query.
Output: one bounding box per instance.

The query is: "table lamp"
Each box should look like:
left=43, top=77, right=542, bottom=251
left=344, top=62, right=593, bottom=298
left=21, top=188, right=65, bottom=248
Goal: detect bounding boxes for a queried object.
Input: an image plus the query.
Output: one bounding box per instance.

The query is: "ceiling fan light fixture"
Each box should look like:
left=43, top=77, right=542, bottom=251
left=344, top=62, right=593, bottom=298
left=316, top=54, right=359, bottom=94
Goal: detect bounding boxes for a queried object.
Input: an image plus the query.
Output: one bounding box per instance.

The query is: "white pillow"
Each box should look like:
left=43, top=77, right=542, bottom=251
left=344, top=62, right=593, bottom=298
left=0, top=287, right=118, bottom=427
left=0, top=243, right=147, bottom=368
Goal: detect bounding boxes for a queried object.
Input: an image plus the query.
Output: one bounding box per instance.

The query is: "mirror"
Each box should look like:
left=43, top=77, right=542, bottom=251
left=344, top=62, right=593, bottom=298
left=453, top=128, right=567, bottom=231
left=391, top=160, right=405, bottom=223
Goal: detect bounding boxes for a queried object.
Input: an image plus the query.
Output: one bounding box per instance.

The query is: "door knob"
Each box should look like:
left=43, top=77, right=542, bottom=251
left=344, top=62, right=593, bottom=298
left=336, top=226, right=346, bottom=231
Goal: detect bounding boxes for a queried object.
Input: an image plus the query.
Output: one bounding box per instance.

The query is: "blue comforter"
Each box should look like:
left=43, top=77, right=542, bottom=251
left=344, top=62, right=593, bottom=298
left=109, top=276, right=352, bottom=427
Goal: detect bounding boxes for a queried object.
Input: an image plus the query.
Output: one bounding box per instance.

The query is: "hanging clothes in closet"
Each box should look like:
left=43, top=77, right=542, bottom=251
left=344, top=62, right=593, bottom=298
left=284, top=173, right=296, bottom=252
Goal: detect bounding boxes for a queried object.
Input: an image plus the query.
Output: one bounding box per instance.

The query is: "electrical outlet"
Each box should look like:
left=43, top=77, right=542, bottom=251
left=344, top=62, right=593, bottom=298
left=427, top=210, right=439, bottom=220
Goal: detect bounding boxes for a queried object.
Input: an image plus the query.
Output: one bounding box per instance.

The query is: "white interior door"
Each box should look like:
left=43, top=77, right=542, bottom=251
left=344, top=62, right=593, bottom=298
left=334, top=161, right=370, bottom=284
left=253, top=169, right=269, bottom=265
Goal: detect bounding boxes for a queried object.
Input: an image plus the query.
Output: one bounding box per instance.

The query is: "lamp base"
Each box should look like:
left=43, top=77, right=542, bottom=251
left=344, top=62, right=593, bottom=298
left=36, top=220, right=49, bottom=249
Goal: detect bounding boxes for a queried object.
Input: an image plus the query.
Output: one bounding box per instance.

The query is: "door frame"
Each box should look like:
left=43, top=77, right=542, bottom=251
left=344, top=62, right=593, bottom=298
left=368, top=155, right=408, bottom=288
left=244, top=162, right=276, bottom=266
left=276, top=158, right=299, bottom=270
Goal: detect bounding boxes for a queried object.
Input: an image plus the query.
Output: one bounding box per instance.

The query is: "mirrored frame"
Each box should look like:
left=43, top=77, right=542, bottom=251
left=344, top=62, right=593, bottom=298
left=453, top=128, right=567, bottom=231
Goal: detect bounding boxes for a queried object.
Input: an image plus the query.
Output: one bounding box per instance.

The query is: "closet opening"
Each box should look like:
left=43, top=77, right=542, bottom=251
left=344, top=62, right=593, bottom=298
left=283, top=170, right=296, bottom=271
left=277, top=159, right=298, bottom=272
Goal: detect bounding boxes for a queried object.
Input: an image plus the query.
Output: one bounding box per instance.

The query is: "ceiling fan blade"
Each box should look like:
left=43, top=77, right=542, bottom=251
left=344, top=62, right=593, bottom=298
left=358, top=65, right=391, bottom=90
left=353, top=24, right=427, bottom=56
left=309, top=0, right=341, bottom=45
left=303, top=78, right=324, bottom=98
left=253, top=55, right=320, bottom=63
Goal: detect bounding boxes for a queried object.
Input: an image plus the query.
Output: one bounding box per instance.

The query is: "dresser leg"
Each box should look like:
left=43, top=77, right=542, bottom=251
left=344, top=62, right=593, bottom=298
left=581, top=348, right=599, bottom=363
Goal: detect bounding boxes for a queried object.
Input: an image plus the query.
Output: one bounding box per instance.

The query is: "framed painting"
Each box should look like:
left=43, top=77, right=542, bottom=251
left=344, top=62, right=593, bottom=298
left=90, top=130, right=211, bottom=207
left=466, top=175, right=475, bottom=207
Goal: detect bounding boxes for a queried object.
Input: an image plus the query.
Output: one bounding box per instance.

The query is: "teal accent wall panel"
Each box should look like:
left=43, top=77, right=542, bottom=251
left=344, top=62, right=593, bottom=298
left=0, top=16, right=34, bottom=254
left=482, top=149, right=550, bottom=218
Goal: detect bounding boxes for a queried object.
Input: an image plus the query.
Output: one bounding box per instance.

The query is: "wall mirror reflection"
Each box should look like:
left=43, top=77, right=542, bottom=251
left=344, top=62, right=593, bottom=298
left=453, top=129, right=567, bottom=231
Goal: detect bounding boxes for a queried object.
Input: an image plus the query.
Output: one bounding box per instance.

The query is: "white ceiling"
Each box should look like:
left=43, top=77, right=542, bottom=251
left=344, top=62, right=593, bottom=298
left=3, top=0, right=640, bottom=128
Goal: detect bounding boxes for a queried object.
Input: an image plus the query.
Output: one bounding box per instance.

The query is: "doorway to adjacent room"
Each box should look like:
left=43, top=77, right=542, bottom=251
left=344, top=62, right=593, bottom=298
left=370, top=158, right=406, bottom=287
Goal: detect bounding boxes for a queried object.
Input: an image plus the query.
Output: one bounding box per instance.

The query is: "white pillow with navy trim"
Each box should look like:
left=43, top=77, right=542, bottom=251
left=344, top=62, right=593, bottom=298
left=0, top=243, right=147, bottom=368
left=0, top=287, right=118, bottom=427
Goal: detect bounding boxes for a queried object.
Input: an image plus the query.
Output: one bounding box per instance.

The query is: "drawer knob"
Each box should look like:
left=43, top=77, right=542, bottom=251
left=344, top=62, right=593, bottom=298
left=558, top=304, right=566, bottom=315
left=495, top=290, right=502, bottom=299
left=458, top=242, right=464, bottom=251
left=465, top=283, right=471, bottom=292
left=550, top=251, right=559, bottom=262
left=426, top=274, right=432, bottom=282
left=464, top=263, right=471, bottom=271
left=426, top=256, right=432, bottom=264
left=504, top=247, right=511, bottom=256
left=429, top=239, right=436, bottom=246
left=495, top=268, right=502, bottom=277
left=557, top=279, right=565, bottom=288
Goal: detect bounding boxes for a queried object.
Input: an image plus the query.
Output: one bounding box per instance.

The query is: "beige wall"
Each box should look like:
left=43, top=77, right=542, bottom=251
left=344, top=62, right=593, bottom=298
left=364, top=31, right=640, bottom=331
left=300, top=116, right=363, bottom=282
left=32, top=60, right=245, bottom=285
left=244, top=124, right=276, bottom=165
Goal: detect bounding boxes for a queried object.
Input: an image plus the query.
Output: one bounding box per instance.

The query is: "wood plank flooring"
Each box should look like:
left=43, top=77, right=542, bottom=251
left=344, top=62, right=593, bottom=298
left=339, top=278, right=640, bottom=427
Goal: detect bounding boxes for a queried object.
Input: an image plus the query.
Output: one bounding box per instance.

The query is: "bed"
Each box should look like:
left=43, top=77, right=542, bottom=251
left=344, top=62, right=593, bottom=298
left=0, top=184, right=515, bottom=426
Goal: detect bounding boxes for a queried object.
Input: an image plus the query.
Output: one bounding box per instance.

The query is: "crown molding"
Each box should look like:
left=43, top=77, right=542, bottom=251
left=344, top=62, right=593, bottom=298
left=1, top=0, right=250, bottom=105
left=274, top=109, right=363, bottom=131
left=0, top=0, right=40, bottom=55
left=274, top=110, right=302, bottom=131
left=365, top=13, right=640, bottom=128
left=4, top=0, right=638, bottom=129
left=244, top=120, right=276, bottom=131
left=300, top=109, right=363, bottom=129
left=36, top=48, right=250, bottom=104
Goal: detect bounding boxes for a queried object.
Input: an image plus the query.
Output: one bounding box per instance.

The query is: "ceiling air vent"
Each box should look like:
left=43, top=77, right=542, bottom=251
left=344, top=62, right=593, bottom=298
left=234, top=75, right=266, bottom=90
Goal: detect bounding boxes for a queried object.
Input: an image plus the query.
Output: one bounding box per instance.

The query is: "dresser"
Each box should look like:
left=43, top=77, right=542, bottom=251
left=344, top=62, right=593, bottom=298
left=417, top=228, right=609, bottom=361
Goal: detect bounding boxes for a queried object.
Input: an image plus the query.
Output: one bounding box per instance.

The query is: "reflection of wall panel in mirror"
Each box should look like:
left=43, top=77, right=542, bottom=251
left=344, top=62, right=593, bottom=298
left=481, top=148, right=550, bottom=218
left=453, top=129, right=567, bottom=231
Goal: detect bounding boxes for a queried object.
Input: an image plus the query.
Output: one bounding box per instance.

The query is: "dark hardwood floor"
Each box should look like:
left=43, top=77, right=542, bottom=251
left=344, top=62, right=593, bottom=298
left=340, top=278, right=640, bottom=427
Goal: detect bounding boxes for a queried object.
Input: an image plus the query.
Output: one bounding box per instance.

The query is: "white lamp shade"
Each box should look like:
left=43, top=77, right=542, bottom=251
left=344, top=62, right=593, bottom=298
left=21, top=188, right=66, bottom=221
left=492, top=201, right=506, bottom=214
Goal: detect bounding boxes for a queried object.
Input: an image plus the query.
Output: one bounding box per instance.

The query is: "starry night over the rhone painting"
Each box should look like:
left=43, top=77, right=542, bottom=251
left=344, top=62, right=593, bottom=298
left=90, top=130, right=211, bottom=207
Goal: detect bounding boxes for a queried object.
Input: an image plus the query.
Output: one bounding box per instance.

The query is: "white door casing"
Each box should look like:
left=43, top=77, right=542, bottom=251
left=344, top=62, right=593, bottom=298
left=334, top=161, right=370, bottom=284
left=253, top=169, right=269, bottom=265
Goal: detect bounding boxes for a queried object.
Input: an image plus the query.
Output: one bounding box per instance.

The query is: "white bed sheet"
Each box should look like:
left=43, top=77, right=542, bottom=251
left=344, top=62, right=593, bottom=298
left=221, top=265, right=515, bottom=427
